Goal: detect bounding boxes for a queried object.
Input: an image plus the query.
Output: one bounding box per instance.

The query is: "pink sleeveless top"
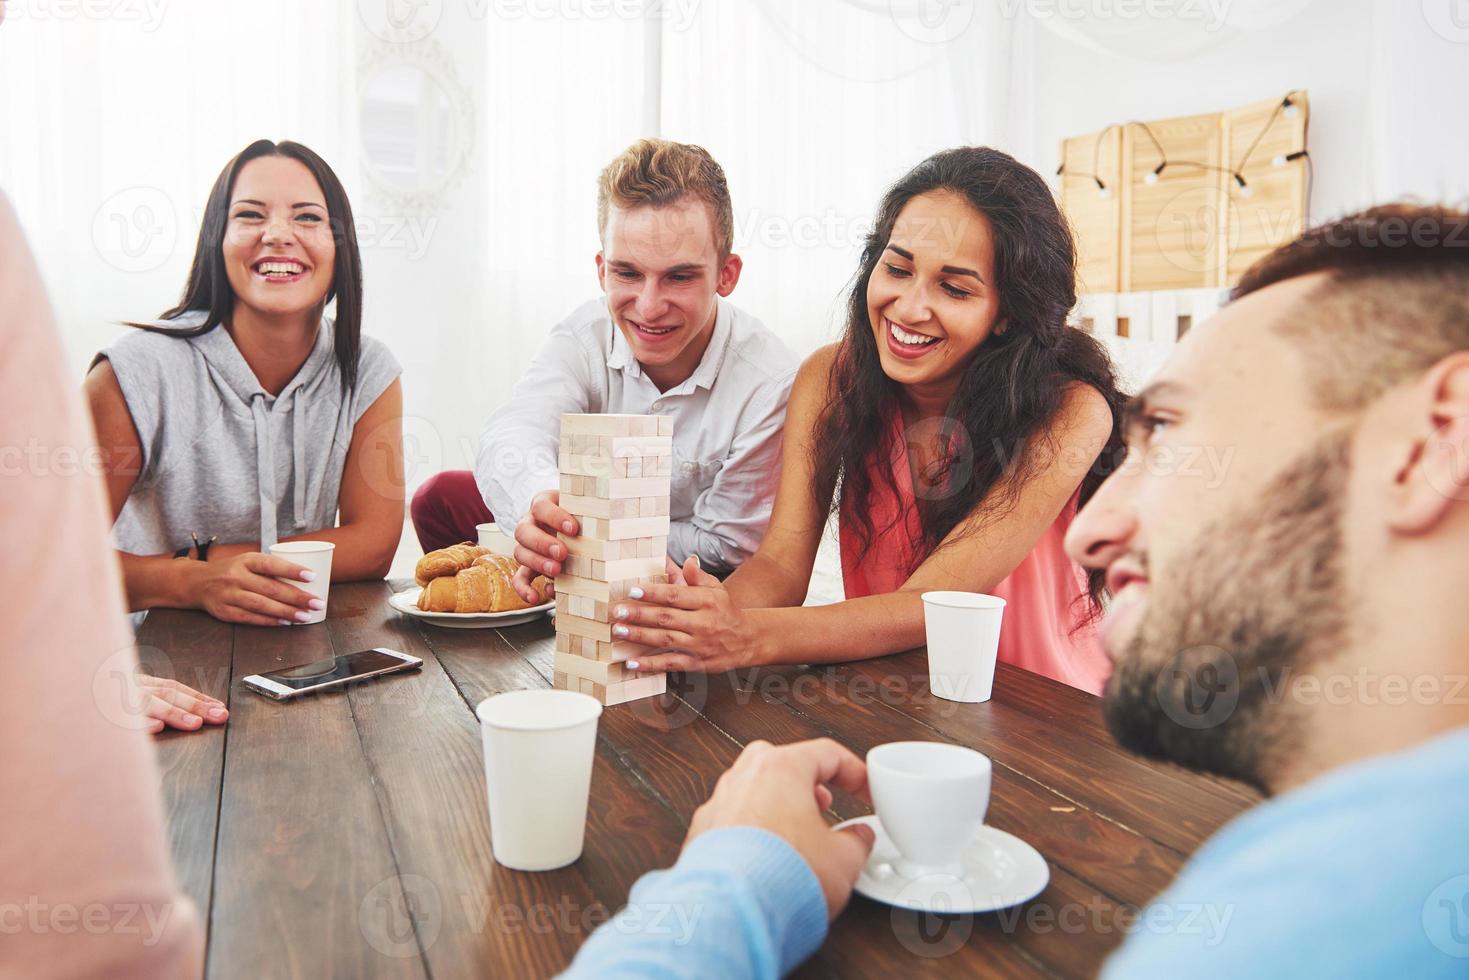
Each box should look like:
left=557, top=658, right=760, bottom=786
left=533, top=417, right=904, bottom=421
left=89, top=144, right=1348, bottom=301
left=838, top=408, right=1110, bottom=694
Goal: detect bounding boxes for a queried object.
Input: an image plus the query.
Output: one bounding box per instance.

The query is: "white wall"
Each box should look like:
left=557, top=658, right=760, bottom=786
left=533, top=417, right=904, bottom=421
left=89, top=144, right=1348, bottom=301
left=1026, top=0, right=1469, bottom=224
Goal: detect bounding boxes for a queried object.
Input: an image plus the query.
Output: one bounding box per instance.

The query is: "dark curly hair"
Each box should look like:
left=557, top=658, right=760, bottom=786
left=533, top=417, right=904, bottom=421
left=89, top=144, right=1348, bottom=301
left=812, top=146, right=1126, bottom=612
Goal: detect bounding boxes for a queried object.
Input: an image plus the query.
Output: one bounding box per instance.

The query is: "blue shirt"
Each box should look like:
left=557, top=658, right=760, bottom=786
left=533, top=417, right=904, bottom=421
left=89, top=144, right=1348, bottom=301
left=561, top=827, right=828, bottom=979
left=1105, top=725, right=1469, bottom=977
left=566, top=728, right=1469, bottom=978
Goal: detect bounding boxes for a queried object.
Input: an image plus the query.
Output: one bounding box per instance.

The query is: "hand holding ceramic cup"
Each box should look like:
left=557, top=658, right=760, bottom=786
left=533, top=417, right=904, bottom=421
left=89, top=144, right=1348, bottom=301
left=867, top=741, right=992, bottom=879
left=269, top=540, right=335, bottom=624
left=921, top=591, right=1006, bottom=703
left=476, top=690, right=602, bottom=871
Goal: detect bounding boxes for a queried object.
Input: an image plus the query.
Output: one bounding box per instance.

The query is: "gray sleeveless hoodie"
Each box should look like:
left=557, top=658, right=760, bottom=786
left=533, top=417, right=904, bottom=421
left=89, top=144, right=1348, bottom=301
left=100, top=313, right=401, bottom=556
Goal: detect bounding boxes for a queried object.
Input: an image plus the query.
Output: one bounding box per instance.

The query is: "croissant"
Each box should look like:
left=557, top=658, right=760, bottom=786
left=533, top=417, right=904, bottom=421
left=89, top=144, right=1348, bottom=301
left=414, top=543, right=491, bottom=587
left=417, top=553, right=552, bottom=613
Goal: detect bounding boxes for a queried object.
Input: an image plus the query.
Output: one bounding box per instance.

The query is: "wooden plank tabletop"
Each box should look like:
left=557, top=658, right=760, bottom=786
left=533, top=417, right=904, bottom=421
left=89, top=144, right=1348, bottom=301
left=141, top=581, right=1258, bottom=979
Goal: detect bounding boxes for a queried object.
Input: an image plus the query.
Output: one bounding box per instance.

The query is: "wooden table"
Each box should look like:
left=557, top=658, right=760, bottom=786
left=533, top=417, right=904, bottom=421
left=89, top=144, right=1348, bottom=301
left=142, top=581, right=1258, bottom=978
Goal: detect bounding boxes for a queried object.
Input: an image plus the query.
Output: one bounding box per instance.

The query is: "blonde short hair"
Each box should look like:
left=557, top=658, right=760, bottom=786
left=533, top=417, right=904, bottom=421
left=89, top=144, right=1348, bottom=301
left=596, top=138, right=734, bottom=258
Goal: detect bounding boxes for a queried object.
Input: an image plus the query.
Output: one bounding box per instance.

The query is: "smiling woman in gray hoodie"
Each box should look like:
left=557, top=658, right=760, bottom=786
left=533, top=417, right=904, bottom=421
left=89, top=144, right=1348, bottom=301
left=84, top=140, right=405, bottom=626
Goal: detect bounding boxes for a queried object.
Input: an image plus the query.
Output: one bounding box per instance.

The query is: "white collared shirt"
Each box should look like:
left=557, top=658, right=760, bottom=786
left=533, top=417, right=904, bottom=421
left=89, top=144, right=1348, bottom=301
left=475, top=296, right=798, bottom=572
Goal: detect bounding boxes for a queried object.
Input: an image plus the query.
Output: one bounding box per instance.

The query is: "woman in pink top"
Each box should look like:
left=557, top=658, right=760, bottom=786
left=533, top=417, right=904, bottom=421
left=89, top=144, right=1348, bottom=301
left=609, top=148, right=1125, bottom=694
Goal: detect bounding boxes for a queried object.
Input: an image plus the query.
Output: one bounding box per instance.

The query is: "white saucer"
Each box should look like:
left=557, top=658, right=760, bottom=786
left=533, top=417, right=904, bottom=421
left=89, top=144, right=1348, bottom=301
left=834, top=814, right=1049, bottom=914
left=388, top=587, right=553, bottom=630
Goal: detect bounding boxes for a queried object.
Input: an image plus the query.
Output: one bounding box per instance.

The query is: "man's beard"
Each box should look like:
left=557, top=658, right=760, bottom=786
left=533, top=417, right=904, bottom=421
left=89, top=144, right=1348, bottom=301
left=1102, top=431, right=1353, bottom=792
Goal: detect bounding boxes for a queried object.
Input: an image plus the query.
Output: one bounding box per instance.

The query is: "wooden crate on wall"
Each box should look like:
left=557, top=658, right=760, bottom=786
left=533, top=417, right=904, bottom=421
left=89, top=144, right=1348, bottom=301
left=1059, top=123, right=1123, bottom=293
left=1058, top=93, right=1309, bottom=293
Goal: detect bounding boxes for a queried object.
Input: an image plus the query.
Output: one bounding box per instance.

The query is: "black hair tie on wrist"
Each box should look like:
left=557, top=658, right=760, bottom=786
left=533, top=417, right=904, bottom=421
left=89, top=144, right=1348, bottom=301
left=192, top=531, right=218, bottom=562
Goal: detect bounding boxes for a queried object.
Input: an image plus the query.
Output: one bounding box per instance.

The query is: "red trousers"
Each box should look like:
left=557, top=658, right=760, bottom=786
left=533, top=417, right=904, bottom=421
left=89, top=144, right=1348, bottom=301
left=410, top=470, right=494, bottom=552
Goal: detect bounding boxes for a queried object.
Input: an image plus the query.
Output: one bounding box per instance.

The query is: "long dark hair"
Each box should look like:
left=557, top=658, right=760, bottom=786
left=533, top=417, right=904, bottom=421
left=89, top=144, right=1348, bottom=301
left=813, top=146, right=1126, bottom=612
left=130, top=139, right=364, bottom=390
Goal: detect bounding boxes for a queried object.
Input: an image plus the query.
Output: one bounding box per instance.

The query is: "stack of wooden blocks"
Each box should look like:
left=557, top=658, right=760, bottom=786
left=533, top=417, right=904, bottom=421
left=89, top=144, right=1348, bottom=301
left=553, top=413, right=674, bottom=706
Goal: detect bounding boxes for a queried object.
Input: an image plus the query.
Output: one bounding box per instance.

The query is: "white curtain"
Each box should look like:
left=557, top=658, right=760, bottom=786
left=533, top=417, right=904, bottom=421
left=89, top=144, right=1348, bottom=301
left=1025, top=0, right=1320, bottom=62
left=0, top=1, right=354, bottom=378
left=661, top=0, right=1032, bottom=355
left=0, top=0, right=1025, bottom=485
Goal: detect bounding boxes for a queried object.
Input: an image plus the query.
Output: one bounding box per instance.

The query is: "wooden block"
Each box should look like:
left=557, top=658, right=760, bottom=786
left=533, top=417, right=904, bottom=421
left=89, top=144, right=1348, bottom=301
left=626, top=456, right=642, bottom=478
left=617, top=536, right=666, bottom=561
left=559, top=453, right=627, bottom=479
left=561, top=494, right=643, bottom=520
left=555, top=573, right=608, bottom=601
left=552, top=636, right=645, bottom=663
left=555, top=574, right=612, bottom=602
left=587, top=639, right=645, bottom=663
left=605, top=516, right=671, bottom=541
left=554, top=651, right=635, bottom=686
left=593, top=672, right=668, bottom=706
left=562, top=555, right=609, bottom=581
left=555, top=593, right=605, bottom=620
left=633, top=497, right=670, bottom=519
left=556, top=613, right=614, bottom=642
left=655, top=456, right=672, bottom=477
left=577, top=476, right=671, bottom=500
left=554, top=670, right=570, bottom=689
left=657, top=415, right=674, bottom=436
left=608, top=436, right=672, bottom=458
left=556, top=572, right=667, bottom=603
left=600, top=556, right=667, bottom=582
left=559, top=533, right=633, bottom=561
left=576, top=514, right=671, bottom=539
left=561, top=414, right=667, bottom=438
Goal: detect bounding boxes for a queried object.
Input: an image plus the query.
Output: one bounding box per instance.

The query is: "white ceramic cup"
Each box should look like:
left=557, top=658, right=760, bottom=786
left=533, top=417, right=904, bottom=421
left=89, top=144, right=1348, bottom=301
left=268, top=540, right=335, bottom=625
left=921, top=591, right=1006, bottom=703
left=867, top=741, right=993, bottom=879
left=476, top=690, right=603, bottom=871
left=477, top=522, right=515, bottom=555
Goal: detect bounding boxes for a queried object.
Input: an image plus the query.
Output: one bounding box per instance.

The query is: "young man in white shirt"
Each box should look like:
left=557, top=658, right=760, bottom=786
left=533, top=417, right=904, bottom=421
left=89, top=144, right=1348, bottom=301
left=409, top=139, right=797, bottom=595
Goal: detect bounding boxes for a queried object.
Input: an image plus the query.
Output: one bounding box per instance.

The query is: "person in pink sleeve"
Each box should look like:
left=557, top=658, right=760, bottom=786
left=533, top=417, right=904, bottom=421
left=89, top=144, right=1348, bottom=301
left=610, top=147, right=1126, bottom=694
left=0, top=183, right=206, bottom=975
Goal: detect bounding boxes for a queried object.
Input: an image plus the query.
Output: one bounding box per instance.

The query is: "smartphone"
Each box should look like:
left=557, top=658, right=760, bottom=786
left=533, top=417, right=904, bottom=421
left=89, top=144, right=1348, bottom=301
left=242, top=648, right=423, bottom=701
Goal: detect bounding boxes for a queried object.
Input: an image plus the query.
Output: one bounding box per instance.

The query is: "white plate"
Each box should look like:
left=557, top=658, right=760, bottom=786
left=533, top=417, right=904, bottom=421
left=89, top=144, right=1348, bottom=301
left=388, top=587, right=553, bottom=630
left=834, top=814, right=1049, bottom=914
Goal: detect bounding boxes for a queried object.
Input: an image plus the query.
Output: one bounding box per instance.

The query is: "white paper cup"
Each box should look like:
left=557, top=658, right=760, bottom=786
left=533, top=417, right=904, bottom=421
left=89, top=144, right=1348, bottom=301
left=868, top=741, right=992, bottom=879
left=476, top=690, right=602, bottom=871
left=268, top=541, right=335, bottom=624
left=477, top=522, right=515, bottom=555
left=922, top=591, right=1005, bottom=703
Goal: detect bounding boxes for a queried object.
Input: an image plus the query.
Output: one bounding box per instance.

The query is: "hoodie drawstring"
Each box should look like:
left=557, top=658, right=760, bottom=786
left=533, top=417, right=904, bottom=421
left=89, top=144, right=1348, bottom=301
left=250, top=392, right=278, bottom=549
left=292, top=386, right=307, bottom=533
